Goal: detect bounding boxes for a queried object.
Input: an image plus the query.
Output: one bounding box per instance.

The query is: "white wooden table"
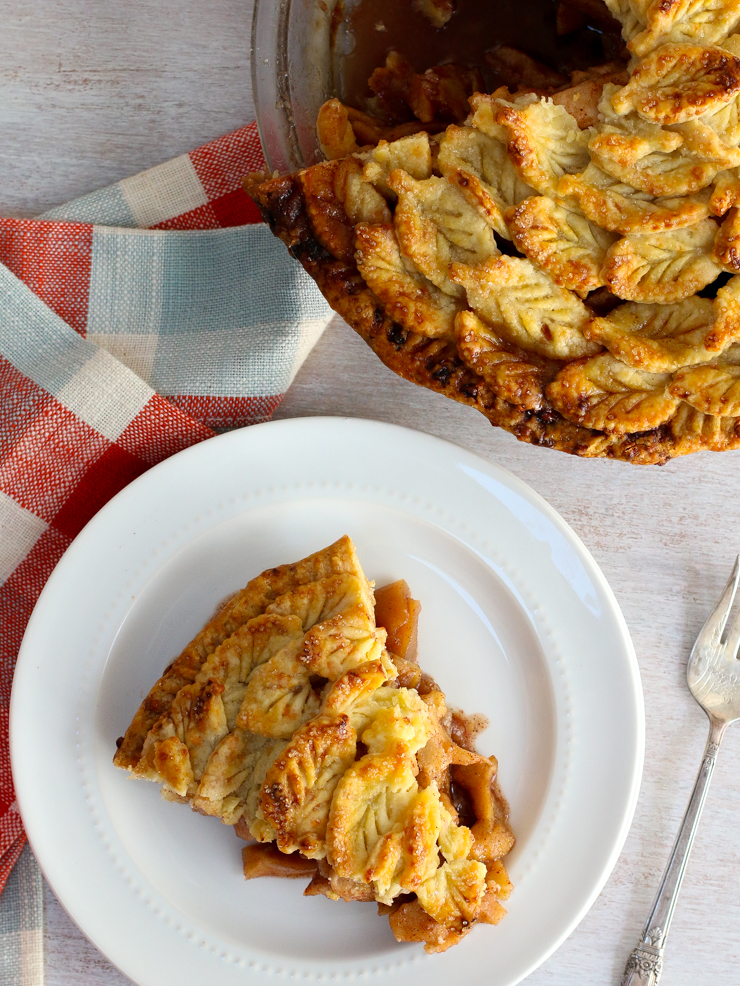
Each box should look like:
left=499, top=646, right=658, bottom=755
left=3, top=2, right=740, bottom=982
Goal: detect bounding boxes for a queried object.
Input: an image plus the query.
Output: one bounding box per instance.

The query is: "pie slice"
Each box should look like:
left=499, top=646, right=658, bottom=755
left=113, top=536, right=371, bottom=773
left=114, top=538, right=515, bottom=953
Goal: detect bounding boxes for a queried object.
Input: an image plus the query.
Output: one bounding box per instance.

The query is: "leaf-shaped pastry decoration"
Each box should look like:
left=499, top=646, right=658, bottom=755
left=354, top=222, right=462, bottom=338
left=328, top=754, right=419, bottom=884
left=259, top=712, right=358, bottom=858
left=506, top=194, right=616, bottom=295
left=454, top=310, right=559, bottom=410
left=611, top=44, right=740, bottom=125
left=195, top=730, right=287, bottom=828
left=603, top=0, right=652, bottom=43
left=547, top=353, right=679, bottom=432
left=712, top=205, right=740, bottom=269
left=316, top=98, right=360, bottom=160
left=389, top=170, right=500, bottom=296
left=600, top=219, right=722, bottom=302
left=710, top=165, right=740, bottom=215
left=584, top=298, right=718, bottom=370
left=449, top=256, right=599, bottom=360
left=589, top=85, right=740, bottom=196
left=707, top=272, right=740, bottom=348
left=237, top=640, right=319, bottom=739
left=669, top=401, right=740, bottom=450
left=322, top=657, right=399, bottom=731
left=362, top=133, right=434, bottom=199
left=143, top=681, right=228, bottom=794
left=437, top=123, right=535, bottom=238
left=698, top=92, right=740, bottom=147
left=670, top=348, right=740, bottom=413
left=558, top=164, right=712, bottom=234
left=493, top=94, right=590, bottom=195
left=441, top=114, right=536, bottom=213
left=299, top=610, right=388, bottom=680
left=630, top=0, right=740, bottom=59
left=193, top=729, right=279, bottom=820
left=334, top=157, right=392, bottom=227
left=300, top=160, right=358, bottom=262
left=265, top=572, right=374, bottom=633
left=416, top=859, right=488, bottom=929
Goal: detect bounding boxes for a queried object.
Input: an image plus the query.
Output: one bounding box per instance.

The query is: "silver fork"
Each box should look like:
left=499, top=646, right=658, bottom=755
left=620, top=557, right=740, bottom=985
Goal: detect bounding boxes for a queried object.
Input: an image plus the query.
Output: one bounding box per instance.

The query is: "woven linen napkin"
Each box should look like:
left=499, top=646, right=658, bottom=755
left=0, top=121, right=333, bottom=981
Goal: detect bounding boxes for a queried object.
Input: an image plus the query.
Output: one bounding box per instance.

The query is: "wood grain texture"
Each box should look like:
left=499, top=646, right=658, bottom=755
left=2, top=4, right=739, bottom=984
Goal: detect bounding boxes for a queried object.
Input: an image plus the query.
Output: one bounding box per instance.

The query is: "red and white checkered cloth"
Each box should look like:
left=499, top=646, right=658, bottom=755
left=0, top=122, right=333, bottom=897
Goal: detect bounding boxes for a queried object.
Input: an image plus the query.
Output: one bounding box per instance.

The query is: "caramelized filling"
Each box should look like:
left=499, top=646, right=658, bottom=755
left=334, top=0, right=626, bottom=113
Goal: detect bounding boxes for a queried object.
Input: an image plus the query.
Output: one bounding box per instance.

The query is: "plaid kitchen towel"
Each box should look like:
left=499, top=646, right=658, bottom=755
left=0, top=120, right=334, bottom=980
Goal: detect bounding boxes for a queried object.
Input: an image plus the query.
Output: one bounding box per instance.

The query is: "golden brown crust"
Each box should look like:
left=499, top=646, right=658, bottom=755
left=547, top=353, right=680, bottom=432
left=600, top=219, right=722, bottom=302
left=712, top=205, right=740, bottom=268
left=114, top=535, right=363, bottom=771
left=611, top=44, right=740, bottom=125
left=454, top=310, right=559, bottom=410
left=629, top=0, right=740, bottom=59
left=247, top=171, right=684, bottom=465
left=506, top=194, right=616, bottom=294
left=584, top=298, right=719, bottom=370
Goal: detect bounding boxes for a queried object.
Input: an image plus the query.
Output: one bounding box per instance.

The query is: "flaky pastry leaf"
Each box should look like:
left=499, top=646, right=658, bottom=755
left=437, top=124, right=534, bottom=238
left=334, top=157, right=392, bottom=227
left=611, top=44, right=740, bottom=124
left=237, top=640, right=318, bottom=739
left=506, top=194, right=616, bottom=294
left=354, top=223, right=462, bottom=339
left=362, top=133, right=434, bottom=199
left=584, top=297, right=718, bottom=369
left=630, top=0, right=740, bottom=59
left=299, top=611, right=388, bottom=680
left=449, top=256, right=601, bottom=360
left=259, top=712, right=358, bottom=858
left=558, top=163, right=712, bottom=234
left=697, top=93, right=740, bottom=147
left=600, top=219, right=722, bottom=302
left=547, top=352, right=679, bottom=432
left=416, top=859, right=488, bottom=929
left=670, top=348, right=740, bottom=413
left=712, top=205, right=740, bottom=269
left=454, top=310, right=558, bottom=410
left=669, top=400, right=740, bottom=450
left=706, top=272, right=740, bottom=348
left=493, top=95, right=590, bottom=195
left=603, top=0, right=652, bottom=42
left=590, top=85, right=740, bottom=196
left=316, top=98, right=360, bottom=160
left=265, top=573, right=374, bottom=634
left=711, top=165, right=740, bottom=215
left=195, top=730, right=287, bottom=828
left=389, top=170, right=499, bottom=296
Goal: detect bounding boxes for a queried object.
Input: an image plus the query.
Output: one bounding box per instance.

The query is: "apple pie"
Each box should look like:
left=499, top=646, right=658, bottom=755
left=245, top=3, right=740, bottom=463
left=114, top=536, right=514, bottom=953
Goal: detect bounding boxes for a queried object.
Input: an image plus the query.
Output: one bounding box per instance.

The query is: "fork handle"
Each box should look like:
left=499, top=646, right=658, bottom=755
left=620, top=718, right=725, bottom=985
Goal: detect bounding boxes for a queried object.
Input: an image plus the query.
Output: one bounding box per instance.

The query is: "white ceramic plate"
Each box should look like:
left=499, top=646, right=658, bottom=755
left=11, top=417, right=643, bottom=986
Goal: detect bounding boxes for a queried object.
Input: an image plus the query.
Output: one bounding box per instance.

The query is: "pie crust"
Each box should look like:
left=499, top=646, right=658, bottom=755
left=114, top=537, right=514, bottom=952
left=245, top=8, right=740, bottom=463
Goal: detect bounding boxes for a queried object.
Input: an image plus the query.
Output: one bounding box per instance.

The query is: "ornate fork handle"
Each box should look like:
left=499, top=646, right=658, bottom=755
left=621, top=719, right=724, bottom=986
